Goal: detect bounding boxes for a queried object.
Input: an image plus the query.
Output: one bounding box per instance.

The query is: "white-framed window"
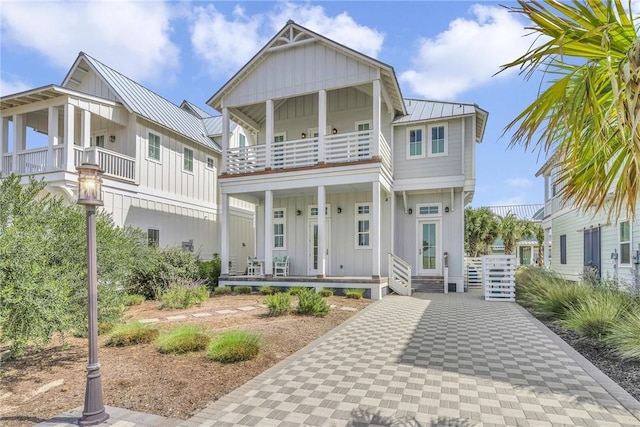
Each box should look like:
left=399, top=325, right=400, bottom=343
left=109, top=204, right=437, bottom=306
left=273, top=132, right=286, bottom=169
left=620, top=220, right=631, bottom=265
left=206, top=156, right=216, bottom=170
left=92, top=132, right=105, bottom=148
left=148, top=132, right=161, bottom=161
left=239, top=134, right=246, bottom=148
left=355, top=121, right=371, bottom=158
left=148, top=228, right=160, bottom=247
left=416, top=203, right=441, bottom=217
left=273, top=208, right=286, bottom=249
left=428, top=123, right=447, bottom=156
left=355, top=203, right=371, bottom=248
left=183, top=147, right=194, bottom=172
left=308, top=204, right=331, bottom=218
left=407, top=126, right=424, bottom=158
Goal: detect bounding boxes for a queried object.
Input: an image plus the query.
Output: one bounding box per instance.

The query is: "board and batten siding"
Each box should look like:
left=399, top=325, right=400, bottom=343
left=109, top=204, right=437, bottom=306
left=74, top=67, right=119, bottom=102
left=392, top=118, right=463, bottom=180
left=464, top=116, right=474, bottom=178
left=255, top=191, right=391, bottom=277
left=224, top=42, right=379, bottom=107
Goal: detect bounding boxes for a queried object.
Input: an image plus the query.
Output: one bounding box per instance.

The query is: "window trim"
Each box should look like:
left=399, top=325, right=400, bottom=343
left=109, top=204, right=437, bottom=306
left=91, top=131, right=106, bottom=148
left=619, top=220, right=631, bottom=265
left=406, top=126, right=425, bottom=159
left=147, top=132, right=161, bottom=162
left=238, top=133, right=247, bottom=148
left=206, top=156, right=216, bottom=170
left=355, top=202, right=372, bottom=249
left=560, top=234, right=567, bottom=264
left=428, top=123, right=448, bottom=157
left=307, top=204, right=331, bottom=218
left=183, top=147, right=194, bottom=173
left=148, top=228, right=160, bottom=248
left=416, top=203, right=442, bottom=218
left=273, top=208, right=286, bottom=250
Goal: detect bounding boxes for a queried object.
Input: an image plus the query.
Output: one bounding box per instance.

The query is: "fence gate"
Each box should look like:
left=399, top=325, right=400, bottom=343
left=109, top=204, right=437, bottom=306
left=464, top=257, right=483, bottom=290
left=481, top=255, right=516, bottom=301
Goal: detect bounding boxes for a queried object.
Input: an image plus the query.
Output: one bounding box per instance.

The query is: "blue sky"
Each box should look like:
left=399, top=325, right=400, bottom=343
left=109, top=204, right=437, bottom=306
left=1, top=0, right=548, bottom=207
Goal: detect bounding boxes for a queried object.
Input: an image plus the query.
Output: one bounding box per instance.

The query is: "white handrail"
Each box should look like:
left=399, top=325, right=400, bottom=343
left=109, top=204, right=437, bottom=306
left=325, top=130, right=372, bottom=163
left=388, top=252, right=412, bottom=296
left=84, top=146, right=136, bottom=181
left=379, top=132, right=392, bottom=173
left=272, top=137, right=318, bottom=169
left=227, top=145, right=266, bottom=174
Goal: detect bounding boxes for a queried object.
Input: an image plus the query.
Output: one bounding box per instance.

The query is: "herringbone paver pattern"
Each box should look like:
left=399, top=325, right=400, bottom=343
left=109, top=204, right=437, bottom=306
left=181, top=293, right=640, bottom=426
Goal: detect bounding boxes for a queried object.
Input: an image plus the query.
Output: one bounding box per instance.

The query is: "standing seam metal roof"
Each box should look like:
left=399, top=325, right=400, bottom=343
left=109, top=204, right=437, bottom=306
left=393, top=98, right=478, bottom=124
left=485, top=204, right=545, bottom=221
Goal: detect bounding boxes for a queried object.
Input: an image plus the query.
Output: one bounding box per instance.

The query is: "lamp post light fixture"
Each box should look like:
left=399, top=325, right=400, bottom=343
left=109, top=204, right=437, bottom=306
left=76, top=163, right=109, bottom=426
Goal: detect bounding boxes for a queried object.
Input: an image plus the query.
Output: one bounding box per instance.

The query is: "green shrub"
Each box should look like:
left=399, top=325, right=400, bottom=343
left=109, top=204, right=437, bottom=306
left=98, top=322, right=115, bottom=335
left=197, top=253, right=221, bottom=291
left=288, top=286, right=310, bottom=296
left=562, top=289, right=634, bottom=338
left=345, top=288, right=365, bottom=299
left=123, top=294, right=145, bottom=306
left=607, top=311, right=640, bottom=361
left=206, top=331, right=262, bottom=363
left=297, top=289, right=330, bottom=316
left=259, top=286, right=276, bottom=295
left=319, top=288, right=333, bottom=298
left=106, top=322, right=159, bottom=346
left=160, top=280, right=209, bottom=309
left=156, top=325, right=211, bottom=354
left=266, top=292, right=292, bottom=316
left=234, top=285, right=253, bottom=295
left=213, top=286, right=232, bottom=296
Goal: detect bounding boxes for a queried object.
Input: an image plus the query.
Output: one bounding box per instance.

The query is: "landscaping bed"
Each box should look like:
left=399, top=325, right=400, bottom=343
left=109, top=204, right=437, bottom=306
left=0, top=294, right=371, bottom=426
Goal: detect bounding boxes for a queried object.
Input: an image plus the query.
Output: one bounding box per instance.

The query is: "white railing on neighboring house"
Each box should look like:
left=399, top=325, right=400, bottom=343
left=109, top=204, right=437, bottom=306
left=84, top=146, right=136, bottom=181
left=16, top=147, right=48, bottom=174
left=544, top=197, right=564, bottom=218
left=379, top=132, right=392, bottom=173
left=482, top=254, right=516, bottom=301
left=272, top=137, right=318, bottom=169
left=2, top=153, right=13, bottom=173
left=464, top=257, right=483, bottom=290
left=227, top=145, right=266, bottom=174
left=388, top=253, right=412, bottom=296
left=325, top=130, right=371, bottom=163
left=53, top=145, right=66, bottom=169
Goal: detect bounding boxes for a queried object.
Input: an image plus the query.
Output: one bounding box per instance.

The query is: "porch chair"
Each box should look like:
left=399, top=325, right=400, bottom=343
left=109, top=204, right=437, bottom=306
left=247, top=257, right=263, bottom=276
left=274, top=256, right=289, bottom=277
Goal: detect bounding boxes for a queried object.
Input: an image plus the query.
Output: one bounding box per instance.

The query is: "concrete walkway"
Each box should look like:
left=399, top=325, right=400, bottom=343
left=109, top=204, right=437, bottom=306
left=180, top=292, right=640, bottom=426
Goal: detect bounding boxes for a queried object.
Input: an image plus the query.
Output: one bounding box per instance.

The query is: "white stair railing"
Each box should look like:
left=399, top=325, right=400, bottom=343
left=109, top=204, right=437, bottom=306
left=388, top=253, right=412, bottom=296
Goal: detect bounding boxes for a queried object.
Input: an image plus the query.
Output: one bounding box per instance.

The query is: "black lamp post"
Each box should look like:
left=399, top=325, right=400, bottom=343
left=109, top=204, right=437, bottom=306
left=76, top=163, right=109, bottom=426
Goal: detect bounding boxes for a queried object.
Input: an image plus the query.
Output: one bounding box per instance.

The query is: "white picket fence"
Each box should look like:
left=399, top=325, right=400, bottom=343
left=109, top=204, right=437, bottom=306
left=481, top=255, right=516, bottom=301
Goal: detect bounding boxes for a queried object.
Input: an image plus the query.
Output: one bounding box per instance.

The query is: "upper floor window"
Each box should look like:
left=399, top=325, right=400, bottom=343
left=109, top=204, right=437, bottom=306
left=429, top=124, right=447, bottom=156
left=560, top=234, right=567, bottom=264
left=407, top=127, right=424, bottom=158
left=148, top=228, right=160, bottom=247
left=620, top=221, right=631, bottom=264
left=148, top=132, right=161, bottom=161
left=273, top=208, right=286, bottom=249
left=93, top=134, right=105, bottom=148
left=183, top=147, right=194, bottom=172
left=355, top=203, right=371, bottom=248
left=206, top=157, right=216, bottom=169
left=239, top=134, right=246, bottom=148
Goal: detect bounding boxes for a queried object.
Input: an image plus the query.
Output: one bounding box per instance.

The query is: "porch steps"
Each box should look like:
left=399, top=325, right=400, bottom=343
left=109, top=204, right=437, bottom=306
left=411, top=277, right=445, bottom=294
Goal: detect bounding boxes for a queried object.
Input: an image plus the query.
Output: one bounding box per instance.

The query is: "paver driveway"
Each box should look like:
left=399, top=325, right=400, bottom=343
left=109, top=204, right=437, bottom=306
left=181, top=292, right=640, bottom=427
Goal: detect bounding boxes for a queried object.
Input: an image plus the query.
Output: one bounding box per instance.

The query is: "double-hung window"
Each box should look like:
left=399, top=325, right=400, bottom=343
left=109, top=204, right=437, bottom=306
left=428, top=124, right=447, bottom=156
left=407, top=127, right=424, bottom=158
left=148, top=229, right=160, bottom=247
left=355, top=203, right=371, bottom=248
left=183, top=147, right=194, bottom=172
left=620, top=221, right=631, bottom=265
left=148, top=132, right=161, bottom=161
left=273, top=208, right=286, bottom=249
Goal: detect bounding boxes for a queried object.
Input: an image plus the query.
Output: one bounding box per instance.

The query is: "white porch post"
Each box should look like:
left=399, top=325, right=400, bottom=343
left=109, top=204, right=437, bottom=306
left=81, top=109, right=94, bottom=163
left=317, top=185, right=326, bottom=277
left=47, top=106, right=59, bottom=170
left=544, top=228, right=551, bottom=267
left=265, top=99, right=273, bottom=170
left=372, top=181, right=381, bottom=278
left=221, top=107, right=229, bottom=175
left=221, top=193, right=229, bottom=275
left=12, top=114, right=25, bottom=173
left=264, top=190, right=273, bottom=276
left=544, top=173, right=550, bottom=203
left=0, top=117, right=8, bottom=174
left=372, top=79, right=381, bottom=158
left=64, top=103, right=75, bottom=171
left=318, top=89, right=326, bottom=163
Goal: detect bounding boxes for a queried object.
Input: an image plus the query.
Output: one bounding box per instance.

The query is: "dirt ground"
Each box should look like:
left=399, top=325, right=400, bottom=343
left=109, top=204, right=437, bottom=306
left=0, top=294, right=371, bottom=426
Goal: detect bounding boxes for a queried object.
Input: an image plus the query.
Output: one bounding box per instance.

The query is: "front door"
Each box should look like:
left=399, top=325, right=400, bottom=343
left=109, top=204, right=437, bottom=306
left=417, top=220, right=440, bottom=275
left=308, top=219, right=331, bottom=275
left=584, top=227, right=601, bottom=277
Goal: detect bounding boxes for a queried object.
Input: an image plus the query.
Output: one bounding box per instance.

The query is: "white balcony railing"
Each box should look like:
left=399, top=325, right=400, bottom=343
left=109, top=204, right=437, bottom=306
left=379, top=132, right=392, bottom=173
left=272, top=137, right=318, bottom=169
left=544, top=197, right=564, bottom=218
left=84, top=146, right=136, bottom=181
left=325, top=130, right=371, bottom=163
left=227, top=145, right=266, bottom=174
left=16, top=148, right=48, bottom=174
left=2, top=153, right=13, bottom=173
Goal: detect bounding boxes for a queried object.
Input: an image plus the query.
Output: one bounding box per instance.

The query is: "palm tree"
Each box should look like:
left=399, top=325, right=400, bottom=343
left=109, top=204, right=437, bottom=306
left=464, top=207, right=500, bottom=257
left=534, top=224, right=545, bottom=266
left=499, top=214, right=534, bottom=255
left=500, top=0, right=639, bottom=220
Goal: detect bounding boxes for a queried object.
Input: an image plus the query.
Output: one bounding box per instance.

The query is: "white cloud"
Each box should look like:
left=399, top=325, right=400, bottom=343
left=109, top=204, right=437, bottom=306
left=505, top=178, right=532, bottom=188
left=0, top=78, right=31, bottom=96
left=0, top=1, right=179, bottom=83
left=190, top=2, right=384, bottom=77
left=400, top=5, right=533, bottom=100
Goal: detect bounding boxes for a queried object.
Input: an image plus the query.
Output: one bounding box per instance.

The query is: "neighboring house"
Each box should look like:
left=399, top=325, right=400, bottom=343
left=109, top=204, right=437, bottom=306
left=0, top=53, right=254, bottom=264
left=537, top=158, right=638, bottom=287
left=210, top=21, right=487, bottom=298
left=487, top=204, right=544, bottom=265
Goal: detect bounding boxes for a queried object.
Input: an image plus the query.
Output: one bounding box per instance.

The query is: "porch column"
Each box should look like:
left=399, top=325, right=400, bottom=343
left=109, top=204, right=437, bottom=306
left=0, top=117, right=8, bottom=174
left=264, top=190, right=273, bottom=276
left=372, top=79, right=381, bottom=158
left=81, top=109, right=95, bottom=165
left=317, top=185, right=326, bottom=277
left=317, top=89, right=326, bottom=163
left=221, top=193, right=229, bottom=275
left=544, top=228, right=551, bottom=267
left=372, top=181, right=381, bottom=278
left=64, top=103, right=75, bottom=172
left=221, top=107, right=229, bottom=174
left=544, top=173, right=550, bottom=203
left=12, top=114, right=25, bottom=173
left=47, top=106, right=59, bottom=170
left=265, top=99, right=273, bottom=170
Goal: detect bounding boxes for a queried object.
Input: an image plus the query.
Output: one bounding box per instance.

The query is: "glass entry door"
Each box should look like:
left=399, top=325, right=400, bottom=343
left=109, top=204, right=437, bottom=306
left=417, top=220, right=440, bottom=275
left=308, top=219, right=330, bottom=275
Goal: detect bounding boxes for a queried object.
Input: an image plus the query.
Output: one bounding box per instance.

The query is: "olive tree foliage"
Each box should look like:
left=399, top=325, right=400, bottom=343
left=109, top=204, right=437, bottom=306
left=0, top=174, right=147, bottom=356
